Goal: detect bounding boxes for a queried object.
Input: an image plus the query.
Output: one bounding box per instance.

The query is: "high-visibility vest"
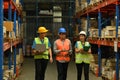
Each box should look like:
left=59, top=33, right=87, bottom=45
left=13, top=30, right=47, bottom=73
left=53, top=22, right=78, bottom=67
left=34, top=37, right=49, bottom=59
left=56, top=39, right=70, bottom=62
left=75, top=41, right=91, bottom=64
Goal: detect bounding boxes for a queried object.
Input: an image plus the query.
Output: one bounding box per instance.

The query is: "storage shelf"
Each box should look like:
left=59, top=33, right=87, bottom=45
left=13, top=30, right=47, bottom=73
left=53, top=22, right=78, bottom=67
left=75, top=0, right=120, bottom=78
left=3, top=39, right=21, bottom=51
left=4, top=0, right=22, bottom=15
left=75, top=0, right=118, bottom=17
left=88, top=39, right=120, bottom=48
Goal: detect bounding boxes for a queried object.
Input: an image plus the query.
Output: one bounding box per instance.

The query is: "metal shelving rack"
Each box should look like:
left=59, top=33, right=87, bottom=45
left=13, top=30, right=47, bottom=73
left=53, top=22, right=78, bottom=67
left=0, top=0, right=22, bottom=79
left=75, top=0, right=120, bottom=80
left=0, top=0, right=3, bottom=80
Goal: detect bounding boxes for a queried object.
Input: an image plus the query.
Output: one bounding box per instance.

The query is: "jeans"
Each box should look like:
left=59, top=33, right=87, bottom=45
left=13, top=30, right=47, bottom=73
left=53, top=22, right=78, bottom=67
left=76, top=62, right=89, bottom=80
left=56, top=61, right=69, bottom=80
left=35, top=59, right=48, bottom=80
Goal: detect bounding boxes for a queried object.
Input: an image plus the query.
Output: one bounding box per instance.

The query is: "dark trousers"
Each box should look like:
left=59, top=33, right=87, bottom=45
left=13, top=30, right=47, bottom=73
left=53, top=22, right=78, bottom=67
left=35, top=59, right=48, bottom=80
left=56, top=61, right=69, bottom=80
left=76, top=62, right=89, bottom=80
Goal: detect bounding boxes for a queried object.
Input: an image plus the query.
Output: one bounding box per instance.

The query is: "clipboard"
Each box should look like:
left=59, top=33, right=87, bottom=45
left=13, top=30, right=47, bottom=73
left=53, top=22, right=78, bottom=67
left=35, top=44, right=46, bottom=52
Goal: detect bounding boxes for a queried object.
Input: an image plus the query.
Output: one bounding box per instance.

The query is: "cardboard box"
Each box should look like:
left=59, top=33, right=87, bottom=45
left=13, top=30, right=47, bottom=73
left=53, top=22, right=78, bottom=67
left=89, top=28, right=98, bottom=37
left=3, top=21, right=14, bottom=32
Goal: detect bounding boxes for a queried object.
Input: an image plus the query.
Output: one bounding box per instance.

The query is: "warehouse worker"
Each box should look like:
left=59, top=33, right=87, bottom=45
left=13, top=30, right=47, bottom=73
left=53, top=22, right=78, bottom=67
left=54, top=27, right=72, bottom=80
left=32, top=26, right=53, bottom=80
left=75, top=31, right=91, bottom=80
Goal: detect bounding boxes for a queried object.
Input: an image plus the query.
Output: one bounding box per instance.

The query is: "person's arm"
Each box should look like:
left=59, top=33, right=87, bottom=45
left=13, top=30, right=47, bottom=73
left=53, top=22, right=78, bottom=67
left=68, top=40, right=72, bottom=55
left=48, top=39, right=53, bottom=63
left=32, top=41, right=37, bottom=55
left=48, top=48, right=53, bottom=63
left=75, top=42, right=84, bottom=53
left=53, top=41, right=61, bottom=54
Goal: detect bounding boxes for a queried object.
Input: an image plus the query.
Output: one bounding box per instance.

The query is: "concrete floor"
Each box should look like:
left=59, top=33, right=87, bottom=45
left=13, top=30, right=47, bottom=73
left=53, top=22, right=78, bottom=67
left=18, top=57, right=102, bottom=80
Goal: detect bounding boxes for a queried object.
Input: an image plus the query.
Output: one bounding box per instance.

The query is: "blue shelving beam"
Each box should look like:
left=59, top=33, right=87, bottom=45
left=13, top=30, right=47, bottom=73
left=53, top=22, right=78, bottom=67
left=98, top=10, right=102, bottom=76
left=13, top=10, right=17, bottom=74
left=0, top=0, right=3, bottom=79
left=115, top=2, right=119, bottom=80
left=8, top=2, right=12, bottom=21
left=87, top=14, right=90, bottom=37
left=8, top=2, right=12, bottom=70
left=18, top=16, right=20, bottom=37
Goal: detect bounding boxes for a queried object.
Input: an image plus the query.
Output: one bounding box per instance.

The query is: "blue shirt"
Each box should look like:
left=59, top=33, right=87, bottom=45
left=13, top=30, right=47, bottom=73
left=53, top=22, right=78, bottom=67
left=32, top=38, right=51, bottom=49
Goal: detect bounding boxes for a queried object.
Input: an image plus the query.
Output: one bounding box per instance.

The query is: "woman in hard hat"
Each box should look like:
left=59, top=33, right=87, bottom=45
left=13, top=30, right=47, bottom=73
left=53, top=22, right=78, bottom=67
left=32, top=26, right=53, bottom=80
left=53, top=27, right=72, bottom=80
left=75, top=31, right=91, bottom=80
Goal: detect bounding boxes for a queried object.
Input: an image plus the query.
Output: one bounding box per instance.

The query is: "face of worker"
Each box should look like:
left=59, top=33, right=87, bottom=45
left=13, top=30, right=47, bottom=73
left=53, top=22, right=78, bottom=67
left=39, top=32, right=46, bottom=39
left=79, top=34, right=86, bottom=42
left=59, top=33, right=66, bottom=39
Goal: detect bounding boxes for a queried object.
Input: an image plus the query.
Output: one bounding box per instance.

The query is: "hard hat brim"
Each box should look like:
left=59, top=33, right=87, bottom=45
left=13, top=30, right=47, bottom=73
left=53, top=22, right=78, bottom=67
left=37, top=30, right=48, bottom=33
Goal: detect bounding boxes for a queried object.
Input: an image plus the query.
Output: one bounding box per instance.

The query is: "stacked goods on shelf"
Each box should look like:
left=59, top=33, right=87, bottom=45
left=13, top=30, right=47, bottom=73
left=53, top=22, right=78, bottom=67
left=81, top=18, right=87, bottom=31
left=3, top=48, right=24, bottom=80
left=75, top=0, right=87, bottom=13
left=3, top=21, right=13, bottom=32
left=89, top=28, right=98, bottom=38
left=15, top=0, right=22, bottom=11
left=3, top=65, right=14, bottom=80
left=89, top=0, right=103, bottom=5
left=3, top=26, right=6, bottom=38
left=89, top=26, right=120, bottom=38
left=75, top=0, right=80, bottom=13
left=3, top=20, right=20, bottom=42
left=101, top=26, right=120, bottom=38
left=90, top=53, right=120, bottom=79
left=90, top=54, right=99, bottom=76
left=76, top=0, right=104, bottom=13
left=101, top=58, right=120, bottom=80
left=3, top=21, right=14, bottom=42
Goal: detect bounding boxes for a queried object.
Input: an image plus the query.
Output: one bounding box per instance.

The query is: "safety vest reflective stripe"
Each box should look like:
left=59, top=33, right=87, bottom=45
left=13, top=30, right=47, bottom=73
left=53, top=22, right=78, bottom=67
left=56, top=39, right=70, bottom=62
left=34, top=37, right=49, bottom=59
left=75, top=41, right=90, bottom=64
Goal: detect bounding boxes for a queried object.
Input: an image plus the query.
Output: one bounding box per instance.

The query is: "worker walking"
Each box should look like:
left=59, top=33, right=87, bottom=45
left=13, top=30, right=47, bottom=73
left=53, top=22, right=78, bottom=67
left=75, top=31, right=91, bottom=80
left=53, top=27, right=72, bottom=80
left=32, top=26, right=53, bottom=80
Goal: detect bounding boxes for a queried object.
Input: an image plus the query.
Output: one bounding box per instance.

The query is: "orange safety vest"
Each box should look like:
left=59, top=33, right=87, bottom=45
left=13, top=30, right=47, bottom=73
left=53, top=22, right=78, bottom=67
left=55, top=39, right=70, bottom=62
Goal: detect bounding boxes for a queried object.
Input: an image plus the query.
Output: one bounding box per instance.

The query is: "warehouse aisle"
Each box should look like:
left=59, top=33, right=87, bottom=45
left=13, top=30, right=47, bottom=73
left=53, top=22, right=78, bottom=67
left=18, top=57, right=102, bottom=80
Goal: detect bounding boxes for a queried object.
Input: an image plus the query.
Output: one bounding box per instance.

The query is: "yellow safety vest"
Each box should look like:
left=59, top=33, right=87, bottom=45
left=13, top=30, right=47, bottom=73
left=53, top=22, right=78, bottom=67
left=34, top=37, right=49, bottom=59
left=75, top=41, right=91, bottom=64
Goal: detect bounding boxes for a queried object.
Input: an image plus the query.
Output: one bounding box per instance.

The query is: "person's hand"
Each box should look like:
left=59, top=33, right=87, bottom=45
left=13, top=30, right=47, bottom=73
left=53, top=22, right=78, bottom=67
left=79, top=48, right=84, bottom=53
left=49, top=57, right=53, bottom=63
left=38, top=50, right=44, bottom=53
left=32, top=50, right=38, bottom=55
left=61, top=49, right=68, bottom=52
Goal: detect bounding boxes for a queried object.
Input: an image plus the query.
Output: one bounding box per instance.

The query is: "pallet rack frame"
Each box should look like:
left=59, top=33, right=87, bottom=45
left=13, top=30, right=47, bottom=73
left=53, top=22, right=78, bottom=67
left=0, top=0, right=3, bottom=80
left=75, top=0, right=120, bottom=79
left=0, top=0, right=22, bottom=79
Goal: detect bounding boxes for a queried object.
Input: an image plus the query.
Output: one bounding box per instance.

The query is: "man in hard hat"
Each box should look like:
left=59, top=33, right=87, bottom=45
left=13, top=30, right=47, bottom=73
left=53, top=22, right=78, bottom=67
left=32, top=26, right=53, bottom=80
left=54, top=27, right=72, bottom=80
left=75, top=31, right=91, bottom=80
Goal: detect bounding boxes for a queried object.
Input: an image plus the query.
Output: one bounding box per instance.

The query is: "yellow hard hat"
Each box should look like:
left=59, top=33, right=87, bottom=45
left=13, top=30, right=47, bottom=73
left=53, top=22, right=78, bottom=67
left=37, top=26, right=48, bottom=33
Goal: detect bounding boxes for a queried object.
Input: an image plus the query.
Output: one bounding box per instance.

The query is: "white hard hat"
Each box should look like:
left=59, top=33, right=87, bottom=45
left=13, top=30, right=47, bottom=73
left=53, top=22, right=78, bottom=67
left=79, top=31, right=86, bottom=36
